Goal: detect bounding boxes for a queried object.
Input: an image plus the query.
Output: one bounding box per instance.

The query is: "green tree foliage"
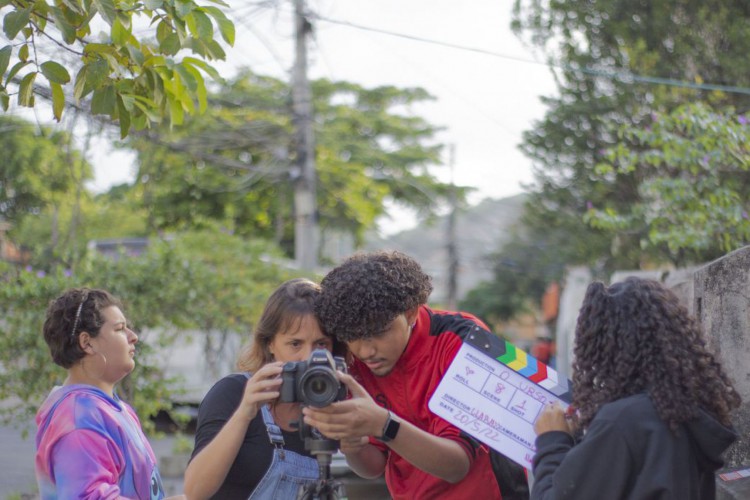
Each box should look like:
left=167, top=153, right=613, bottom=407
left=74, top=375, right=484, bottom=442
left=0, top=228, right=291, bottom=431
left=0, top=114, right=150, bottom=268
left=125, top=70, right=453, bottom=254
left=511, top=0, right=750, bottom=269
left=468, top=0, right=750, bottom=320
left=586, top=103, right=750, bottom=263
left=0, top=114, right=87, bottom=221
left=13, top=182, right=150, bottom=269
left=0, top=0, right=234, bottom=137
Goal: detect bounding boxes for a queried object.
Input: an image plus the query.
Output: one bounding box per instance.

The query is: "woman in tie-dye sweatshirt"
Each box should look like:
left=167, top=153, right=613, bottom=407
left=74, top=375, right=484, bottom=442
left=35, top=288, right=184, bottom=499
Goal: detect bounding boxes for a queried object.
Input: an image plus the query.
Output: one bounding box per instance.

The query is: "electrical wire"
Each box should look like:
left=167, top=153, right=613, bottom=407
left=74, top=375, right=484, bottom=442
left=307, top=12, right=750, bottom=97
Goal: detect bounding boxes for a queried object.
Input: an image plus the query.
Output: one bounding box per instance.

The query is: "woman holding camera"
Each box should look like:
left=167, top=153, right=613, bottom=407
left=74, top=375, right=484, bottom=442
left=184, top=278, right=346, bottom=500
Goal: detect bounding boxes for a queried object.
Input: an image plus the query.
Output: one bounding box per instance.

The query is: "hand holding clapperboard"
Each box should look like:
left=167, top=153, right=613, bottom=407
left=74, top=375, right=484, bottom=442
left=428, top=326, right=572, bottom=469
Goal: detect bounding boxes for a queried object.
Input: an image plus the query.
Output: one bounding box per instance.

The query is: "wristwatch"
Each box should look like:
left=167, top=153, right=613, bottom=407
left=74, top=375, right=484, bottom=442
left=377, top=411, right=400, bottom=442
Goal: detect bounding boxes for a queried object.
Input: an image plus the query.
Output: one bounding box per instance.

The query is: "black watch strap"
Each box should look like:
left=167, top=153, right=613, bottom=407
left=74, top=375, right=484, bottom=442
left=378, top=411, right=400, bottom=442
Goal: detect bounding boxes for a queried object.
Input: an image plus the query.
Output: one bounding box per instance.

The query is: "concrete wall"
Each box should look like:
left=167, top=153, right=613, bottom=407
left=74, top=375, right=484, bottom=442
left=554, top=266, right=591, bottom=380
left=555, top=246, right=750, bottom=469
left=693, top=246, right=750, bottom=468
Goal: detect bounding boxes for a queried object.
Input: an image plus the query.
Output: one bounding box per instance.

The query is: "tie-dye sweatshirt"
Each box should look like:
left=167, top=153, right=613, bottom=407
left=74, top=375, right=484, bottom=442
left=35, top=384, right=165, bottom=500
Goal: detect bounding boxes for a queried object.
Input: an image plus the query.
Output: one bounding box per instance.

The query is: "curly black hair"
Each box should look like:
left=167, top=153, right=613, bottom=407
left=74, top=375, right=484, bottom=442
left=572, top=277, right=741, bottom=432
left=316, top=250, right=433, bottom=342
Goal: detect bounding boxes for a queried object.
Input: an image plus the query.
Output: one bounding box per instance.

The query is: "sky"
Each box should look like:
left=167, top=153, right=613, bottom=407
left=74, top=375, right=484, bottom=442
left=89, top=0, right=559, bottom=232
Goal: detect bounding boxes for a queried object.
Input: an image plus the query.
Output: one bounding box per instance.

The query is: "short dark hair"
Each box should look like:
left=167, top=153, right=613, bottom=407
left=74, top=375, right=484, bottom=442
left=572, top=277, right=741, bottom=431
left=43, top=288, right=121, bottom=368
left=315, top=250, right=432, bottom=342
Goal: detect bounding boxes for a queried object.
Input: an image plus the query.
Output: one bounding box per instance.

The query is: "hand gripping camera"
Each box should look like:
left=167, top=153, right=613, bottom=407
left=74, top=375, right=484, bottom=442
left=278, top=349, right=347, bottom=407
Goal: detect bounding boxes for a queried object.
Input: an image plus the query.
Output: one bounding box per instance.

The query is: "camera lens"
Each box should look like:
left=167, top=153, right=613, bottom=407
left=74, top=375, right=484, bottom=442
left=299, top=367, right=340, bottom=407
left=310, top=378, right=327, bottom=395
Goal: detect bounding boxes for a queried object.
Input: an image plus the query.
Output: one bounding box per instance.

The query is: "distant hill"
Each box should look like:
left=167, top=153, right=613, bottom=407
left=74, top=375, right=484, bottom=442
left=364, top=193, right=528, bottom=304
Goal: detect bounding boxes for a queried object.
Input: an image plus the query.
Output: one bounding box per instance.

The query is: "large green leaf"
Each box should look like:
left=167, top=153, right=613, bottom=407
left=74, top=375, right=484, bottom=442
left=5, top=60, right=30, bottom=85
left=92, top=0, right=117, bottom=25
left=86, top=57, right=111, bottom=89
left=202, top=6, right=234, bottom=45
left=174, top=64, right=197, bottom=91
left=91, top=84, right=116, bottom=115
left=83, top=43, right=117, bottom=56
left=18, top=44, right=28, bottom=62
left=117, top=94, right=131, bottom=138
left=73, top=64, right=89, bottom=100
left=156, top=20, right=171, bottom=44
left=203, top=39, right=225, bottom=60
left=174, top=0, right=193, bottom=18
left=111, top=16, right=130, bottom=45
left=18, top=71, right=36, bottom=106
left=49, top=6, right=77, bottom=44
left=160, top=33, right=181, bottom=56
left=181, top=56, right=220, bottom=81
left=186, top=10, right=212, bottom=40
left=3, top=6, right=31, bottom=40
left=169, top=95, right=184, bottom=125
left=40, top=61, right=71, bottom=84
left=60, top=0, right=84, bottom=16
left=183, top=63, right=206, bottom=113
left=0, top=45, right=11, bottom=76
left=50, top=82, right=64, bottom=121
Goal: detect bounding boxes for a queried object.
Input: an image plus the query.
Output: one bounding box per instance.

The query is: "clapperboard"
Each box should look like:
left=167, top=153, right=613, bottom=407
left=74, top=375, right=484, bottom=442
left=428, top=326, right=572, bottom=469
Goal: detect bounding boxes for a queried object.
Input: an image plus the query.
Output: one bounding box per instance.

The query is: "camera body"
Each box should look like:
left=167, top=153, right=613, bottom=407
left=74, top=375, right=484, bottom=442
left=279, top=349, right=348, bottom=407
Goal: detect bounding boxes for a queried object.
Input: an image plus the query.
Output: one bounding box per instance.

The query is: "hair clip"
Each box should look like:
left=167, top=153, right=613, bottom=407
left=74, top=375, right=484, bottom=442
left=70, top=290, right=90, bottom=339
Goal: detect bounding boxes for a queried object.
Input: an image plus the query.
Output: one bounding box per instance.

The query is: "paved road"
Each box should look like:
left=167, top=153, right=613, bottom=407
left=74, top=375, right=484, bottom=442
left=1, top=422, right=37, bottom=499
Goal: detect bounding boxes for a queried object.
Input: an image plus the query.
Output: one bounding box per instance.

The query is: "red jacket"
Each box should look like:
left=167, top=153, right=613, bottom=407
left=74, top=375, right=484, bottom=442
left=350, top=305, right=503, bottom=500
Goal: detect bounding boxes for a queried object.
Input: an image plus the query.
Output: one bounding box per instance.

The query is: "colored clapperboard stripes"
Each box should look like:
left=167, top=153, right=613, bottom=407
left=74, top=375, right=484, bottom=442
left=464, top=326, right=572, bottom=403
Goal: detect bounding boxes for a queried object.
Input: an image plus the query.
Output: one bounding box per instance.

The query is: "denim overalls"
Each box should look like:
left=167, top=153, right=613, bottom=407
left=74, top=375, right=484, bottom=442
left=247, top=404, right=319, bottom=499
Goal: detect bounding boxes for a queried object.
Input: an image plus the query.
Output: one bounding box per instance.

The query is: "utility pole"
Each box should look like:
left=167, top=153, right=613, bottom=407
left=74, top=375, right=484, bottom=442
left=446, top=144, right=458, bottom=310
left=292, top=0, right=317, bottom=270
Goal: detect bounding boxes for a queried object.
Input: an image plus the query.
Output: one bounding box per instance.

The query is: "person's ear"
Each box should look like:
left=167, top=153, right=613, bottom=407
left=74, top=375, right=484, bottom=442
left=78, top=332, right=94, bottom=353
left=405, top=307, right=419, bottom=329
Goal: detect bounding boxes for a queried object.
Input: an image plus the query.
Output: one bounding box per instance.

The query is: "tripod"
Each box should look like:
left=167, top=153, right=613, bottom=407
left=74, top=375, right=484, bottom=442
left=296, top=428, right=348, bottom=500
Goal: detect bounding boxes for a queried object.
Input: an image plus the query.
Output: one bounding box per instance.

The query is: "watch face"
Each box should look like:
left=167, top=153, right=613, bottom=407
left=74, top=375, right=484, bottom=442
left=383, top=417, right=400, bottom=441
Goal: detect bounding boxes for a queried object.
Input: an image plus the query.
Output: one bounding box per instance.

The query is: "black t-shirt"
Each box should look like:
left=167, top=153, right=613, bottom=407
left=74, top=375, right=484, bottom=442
left=190, top=373, right=311, bottom=500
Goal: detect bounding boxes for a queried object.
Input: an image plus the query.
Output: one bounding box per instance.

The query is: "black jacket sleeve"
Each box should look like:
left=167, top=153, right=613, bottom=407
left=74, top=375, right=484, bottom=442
left=531, top=418, right=632, bottom=500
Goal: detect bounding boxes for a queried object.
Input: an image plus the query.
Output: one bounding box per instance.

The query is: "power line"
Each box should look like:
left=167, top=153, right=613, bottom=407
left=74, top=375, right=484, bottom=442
left=227, top=4, right=290, bottom=73
left=309, top=13, right=750, bottom=97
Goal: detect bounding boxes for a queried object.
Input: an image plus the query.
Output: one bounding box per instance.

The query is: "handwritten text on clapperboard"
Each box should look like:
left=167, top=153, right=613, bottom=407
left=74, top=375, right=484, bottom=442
left=429, top=342, right=570, bottom=469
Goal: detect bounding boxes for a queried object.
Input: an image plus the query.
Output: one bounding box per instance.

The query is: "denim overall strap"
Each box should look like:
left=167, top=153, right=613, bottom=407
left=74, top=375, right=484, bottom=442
left=261, top=405, right=286, bottom=451
left=247, top=404, right=319, bottom=500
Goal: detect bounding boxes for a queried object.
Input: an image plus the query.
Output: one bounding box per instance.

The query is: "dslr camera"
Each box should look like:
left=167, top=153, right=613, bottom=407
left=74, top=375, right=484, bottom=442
left=279, top=349, right=347, bottom=407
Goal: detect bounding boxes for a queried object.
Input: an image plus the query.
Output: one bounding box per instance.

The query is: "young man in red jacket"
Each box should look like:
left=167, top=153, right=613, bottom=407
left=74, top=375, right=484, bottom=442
left=303, top=250, right=526, bottom=499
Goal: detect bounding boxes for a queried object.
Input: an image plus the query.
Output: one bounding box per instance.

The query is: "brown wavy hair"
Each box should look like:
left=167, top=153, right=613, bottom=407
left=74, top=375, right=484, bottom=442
left=571, top=277, right=740, bottom=431
left=236, top=278, right=344, bottom=372
left=315, top=250, right=433, bottom=342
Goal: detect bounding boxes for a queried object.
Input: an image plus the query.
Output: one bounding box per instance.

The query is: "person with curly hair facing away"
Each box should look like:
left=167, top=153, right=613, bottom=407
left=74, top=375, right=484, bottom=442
left=532, top=277, right=741, bottom=500
left=303, top=250, right=527, bottom=500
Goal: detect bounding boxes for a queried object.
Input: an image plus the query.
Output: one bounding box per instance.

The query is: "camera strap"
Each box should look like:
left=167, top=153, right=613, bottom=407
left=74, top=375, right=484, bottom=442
left=260, top=404, right=286, bottom=450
